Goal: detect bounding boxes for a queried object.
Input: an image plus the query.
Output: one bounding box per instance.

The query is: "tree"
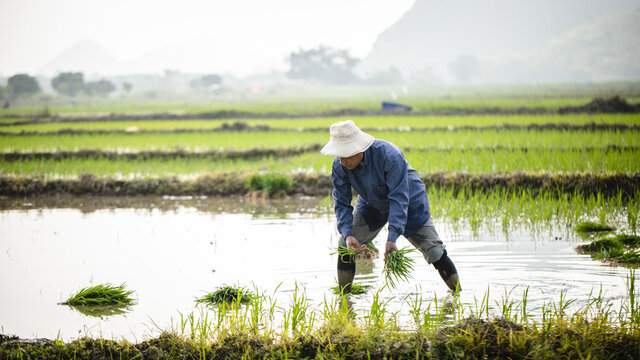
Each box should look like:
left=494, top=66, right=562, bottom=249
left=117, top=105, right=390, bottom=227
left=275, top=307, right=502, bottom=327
left=190, top=74, right=222, bottom=91
left=7, top=74, right=40, bottom=97
left=122, top=82, right=132, bottom=94
left=84, top=79, right=116, bottom=97
left=288, top=46, right=359, bottom=84
left=201, top=74, right=222, bottom=87
left=365, top=66, right=404, bottom=85
left=51, top=72, right=84, bottom=97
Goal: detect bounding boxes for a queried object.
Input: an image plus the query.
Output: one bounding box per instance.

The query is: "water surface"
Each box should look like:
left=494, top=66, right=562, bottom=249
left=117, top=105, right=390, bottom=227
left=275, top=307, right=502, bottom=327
left=0, top=196, right=632, bottom=341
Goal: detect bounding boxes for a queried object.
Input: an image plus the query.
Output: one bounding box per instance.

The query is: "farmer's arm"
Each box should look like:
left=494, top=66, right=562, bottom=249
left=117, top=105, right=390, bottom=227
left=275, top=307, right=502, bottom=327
left=331, top=160, right=355, bottom=242
left=384, top=151, right=410, bottom=248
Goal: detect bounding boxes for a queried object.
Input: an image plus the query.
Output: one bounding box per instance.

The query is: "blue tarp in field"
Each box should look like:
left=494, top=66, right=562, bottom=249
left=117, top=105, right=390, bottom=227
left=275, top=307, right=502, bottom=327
left=382, top=102, right=412, bottom=111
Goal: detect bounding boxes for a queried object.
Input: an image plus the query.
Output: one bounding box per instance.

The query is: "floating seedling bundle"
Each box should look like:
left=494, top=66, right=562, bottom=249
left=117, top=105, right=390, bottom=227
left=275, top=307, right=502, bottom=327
left=60, top=283, right=136, bottom=306
left=195, top=285, right=253, bottom=305
left=576, top=221, right=616, bottom=233
left=60, top=283, right=136, bottom=317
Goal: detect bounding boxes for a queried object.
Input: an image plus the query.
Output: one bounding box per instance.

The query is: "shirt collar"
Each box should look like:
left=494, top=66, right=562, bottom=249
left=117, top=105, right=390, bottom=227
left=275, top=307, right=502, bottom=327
left=356, top=147, right=370, bottom=169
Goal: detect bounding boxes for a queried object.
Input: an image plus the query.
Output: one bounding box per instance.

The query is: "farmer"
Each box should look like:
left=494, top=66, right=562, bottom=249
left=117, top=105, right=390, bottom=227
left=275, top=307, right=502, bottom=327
left=321, top=120, right=461, bottom=294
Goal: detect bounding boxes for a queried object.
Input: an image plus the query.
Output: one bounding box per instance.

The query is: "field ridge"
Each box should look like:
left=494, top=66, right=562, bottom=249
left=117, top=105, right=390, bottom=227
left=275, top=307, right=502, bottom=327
left=1, top=172, right=638, bottom=198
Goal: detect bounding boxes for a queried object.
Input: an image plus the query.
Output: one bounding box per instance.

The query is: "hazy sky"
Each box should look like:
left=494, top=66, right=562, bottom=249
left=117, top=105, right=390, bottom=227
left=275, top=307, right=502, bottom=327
left=0, top=0, right=415, bottom=76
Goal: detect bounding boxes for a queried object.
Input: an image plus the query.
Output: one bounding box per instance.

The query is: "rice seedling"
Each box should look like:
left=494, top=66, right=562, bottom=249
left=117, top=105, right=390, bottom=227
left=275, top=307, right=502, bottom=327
left=195, top=285, right=253, bottom=305
left=383, top=248, right=416, bottom=288
left=246, top=173, right=293, bottom=197
left=282, top=283, right=316, bottom=335
left=362, top=288, right=397, bottom=331
left=628, top=203, right=638, bottom=234
left=331, top=283, right=370, bottom=295
left=332, top=246, right=360, bottom=264
left=60, top=283, right=135, bottom=307
left=576, top=221, right=616, bottom=233
left=316, top=192, right=332, bottom=211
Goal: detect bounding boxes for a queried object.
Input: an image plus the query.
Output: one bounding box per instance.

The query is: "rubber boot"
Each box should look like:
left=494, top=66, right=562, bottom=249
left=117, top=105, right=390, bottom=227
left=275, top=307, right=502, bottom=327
left=337, top=254, right=356, bottom=295
left=433, top=250, right=461, bottom=293
left=444, top=273, right=461, bottom=293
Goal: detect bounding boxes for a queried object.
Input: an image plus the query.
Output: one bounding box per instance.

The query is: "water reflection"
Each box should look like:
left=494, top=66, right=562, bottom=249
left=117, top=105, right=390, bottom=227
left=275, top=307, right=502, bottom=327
left=66, top=304, right=133, bottom=318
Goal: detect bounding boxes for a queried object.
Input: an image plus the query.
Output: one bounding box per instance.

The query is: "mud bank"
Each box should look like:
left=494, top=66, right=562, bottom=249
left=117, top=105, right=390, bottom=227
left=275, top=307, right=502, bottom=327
left=2, top=121, right=640, bottom=135
left=0, top=145, right=323, bottom=161
left=1, top=145, right=636, bottom=162
left=1, top=172, right=637, bottom=198
left=1, top=316, right=637, bottom=360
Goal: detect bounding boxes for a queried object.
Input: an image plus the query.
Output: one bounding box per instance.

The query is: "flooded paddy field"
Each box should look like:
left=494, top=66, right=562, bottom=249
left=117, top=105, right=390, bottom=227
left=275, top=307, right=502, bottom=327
left=0, top=196, right=634, bottom=342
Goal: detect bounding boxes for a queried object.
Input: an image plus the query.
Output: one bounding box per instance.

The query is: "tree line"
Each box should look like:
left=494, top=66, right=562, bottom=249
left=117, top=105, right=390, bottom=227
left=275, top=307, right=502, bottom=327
left=1, top=44, right=400, bottom=103
left=0, top=72, right=126, bottom=100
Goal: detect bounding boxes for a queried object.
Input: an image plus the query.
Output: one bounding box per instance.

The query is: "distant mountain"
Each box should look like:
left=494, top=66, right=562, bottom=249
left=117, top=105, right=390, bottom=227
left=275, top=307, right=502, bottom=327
left=357, top=0, right=640, bottom=83
left=541, top=6, right=640, bottom=81
left=38, top=39, right=122, bottom=76
left=37, top=38, right=253, bottom=77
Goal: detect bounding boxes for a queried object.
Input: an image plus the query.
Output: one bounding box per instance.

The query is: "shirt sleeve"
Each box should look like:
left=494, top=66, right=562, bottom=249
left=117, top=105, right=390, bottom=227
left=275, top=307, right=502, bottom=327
left=384, top=151, right=410, bottom=243
left=331, top=160, right=354, bottom=239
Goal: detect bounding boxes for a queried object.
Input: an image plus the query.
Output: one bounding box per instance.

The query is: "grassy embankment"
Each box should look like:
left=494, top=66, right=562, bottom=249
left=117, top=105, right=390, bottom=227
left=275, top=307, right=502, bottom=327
left=1, top=279, right=639, bottom=359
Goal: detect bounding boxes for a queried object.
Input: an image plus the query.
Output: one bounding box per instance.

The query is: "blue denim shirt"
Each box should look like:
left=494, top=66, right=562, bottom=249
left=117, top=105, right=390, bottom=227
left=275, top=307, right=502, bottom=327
left=331, top=139, right=431, bottom=243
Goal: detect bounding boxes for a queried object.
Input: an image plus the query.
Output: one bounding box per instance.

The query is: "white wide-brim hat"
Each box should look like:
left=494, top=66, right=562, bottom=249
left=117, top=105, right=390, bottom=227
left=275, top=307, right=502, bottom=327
left=320, top=120, right=374, bottom=157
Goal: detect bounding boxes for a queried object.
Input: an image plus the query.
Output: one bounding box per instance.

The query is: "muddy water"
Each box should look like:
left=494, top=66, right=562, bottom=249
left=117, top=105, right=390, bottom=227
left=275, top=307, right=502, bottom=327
left=0, top=196, right=633, bottom=341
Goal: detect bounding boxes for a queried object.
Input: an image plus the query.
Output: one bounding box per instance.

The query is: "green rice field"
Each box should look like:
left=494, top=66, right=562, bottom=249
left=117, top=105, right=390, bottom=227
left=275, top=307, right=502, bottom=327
left=1, top=113, right=639, bottom=133
left=4, top=89, right=638, bottom=116
left=1, top=127, right=638, bottom=152
left=1, top=147, right=638, bottom=178
left=1, top=91, right=639, bottom=358
left=1, top=111, right=638, bottom=179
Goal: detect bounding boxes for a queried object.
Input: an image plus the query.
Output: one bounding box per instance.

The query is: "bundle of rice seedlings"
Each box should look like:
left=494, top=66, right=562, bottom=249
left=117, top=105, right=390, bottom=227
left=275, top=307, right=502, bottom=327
left=383, top=248, right=416, bottom=288
left=576, top=221, right=615, bottom=233
left=195, top=285, right=253, bottom=305
left=332, top=246, right=360, bottom=263
left=60, top=283, right=135, bottom=306
left=331, top=283, right=370, bottom=295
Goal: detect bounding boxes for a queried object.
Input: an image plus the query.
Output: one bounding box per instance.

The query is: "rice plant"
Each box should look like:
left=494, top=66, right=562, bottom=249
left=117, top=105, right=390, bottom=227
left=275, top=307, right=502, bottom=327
left=383, top=248, right=416, bottom=288
left=60, top=283, right=135, bottom=306
left=332, top=246, right=360, bottom=264
left=246, top=173, right=293, bottom=197
left=577, top=234, right=640, bottom=265
left=195, top=285, right=253, bottom=305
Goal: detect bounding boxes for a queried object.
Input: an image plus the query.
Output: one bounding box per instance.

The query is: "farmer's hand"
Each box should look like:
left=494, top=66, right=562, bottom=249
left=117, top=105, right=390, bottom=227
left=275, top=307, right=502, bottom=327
left=384, top=241, right=398, bottom=260
left=346, top=236, right=363, bottom=251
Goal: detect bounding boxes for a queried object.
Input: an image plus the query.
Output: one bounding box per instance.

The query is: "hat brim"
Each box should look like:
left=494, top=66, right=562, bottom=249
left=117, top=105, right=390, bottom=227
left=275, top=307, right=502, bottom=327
left=320, top=133, right=374, bottom=157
